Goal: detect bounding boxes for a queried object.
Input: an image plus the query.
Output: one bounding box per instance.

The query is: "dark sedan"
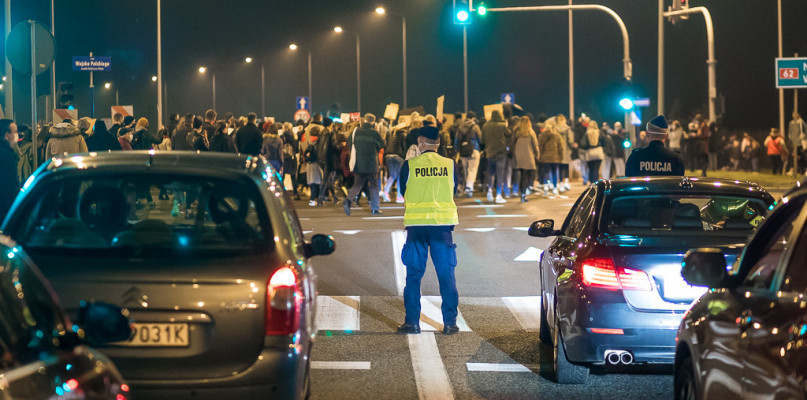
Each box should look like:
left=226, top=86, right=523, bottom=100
left=529, top=177, right=774, bottom=383
left=0, top=235, right=131, bottom=400
left=676, top=188, right=807, bottom=400
left=2, top=151, right=335, bottom=399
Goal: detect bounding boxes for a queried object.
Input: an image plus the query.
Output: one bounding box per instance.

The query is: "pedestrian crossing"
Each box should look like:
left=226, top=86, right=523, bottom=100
left=315, top=295, right=542, bottom=334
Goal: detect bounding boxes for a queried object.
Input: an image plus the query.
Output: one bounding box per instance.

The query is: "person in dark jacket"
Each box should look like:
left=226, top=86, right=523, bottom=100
left=316, top=118, right=340, bottom=206
left=172, top=114, right=194, bottom=150
left=481, top=110, right=512, bottom=203
left=626, top=115, right=684, bottom=177
left=280, top=122, right=300, bottom=200
left=236, top=113, right=263, bottom=156
left=189, top=117, right=209, bottom=151
left=0, top=119, right=20, bottom=221
left=132, top=118, right=155, bottom=150
left=261, top=121, right=284, bottom=172
left=86, top=119, right=122, bottom=152
left=109, top=113, right=123, bottom=138
left=343, top=114, right=385, bottom=215
left=209, top=121, right=233, bottom=152
left=383, top=122, right=407, bottom=203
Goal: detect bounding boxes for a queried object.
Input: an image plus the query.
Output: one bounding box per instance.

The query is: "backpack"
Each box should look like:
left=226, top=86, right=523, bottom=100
left=459, top=129, right=474, bottom=158
left=282, top=142, right=295, bottom=161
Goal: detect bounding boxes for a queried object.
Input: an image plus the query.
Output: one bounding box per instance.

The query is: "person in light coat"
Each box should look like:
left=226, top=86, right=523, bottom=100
left=511, top=116, right=540, bottom=202
left=45, top=120, right=88, bottom=157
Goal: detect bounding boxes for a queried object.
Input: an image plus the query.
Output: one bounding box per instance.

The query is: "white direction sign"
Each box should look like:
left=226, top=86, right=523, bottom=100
left=501, top=93, right=515, bottom=103
left=296, top=96, right=310, bottom=111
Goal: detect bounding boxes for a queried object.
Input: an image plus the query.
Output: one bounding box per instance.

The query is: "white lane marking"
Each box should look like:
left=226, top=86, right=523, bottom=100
left=502, top=296, right=541, bottom=331
left=477, top=214, right=527, bottom=218
left=419, top=296, right=471, bottom=332
left=380, top=206, right=405, bottom=210
left=303, top=230, right=313, bottom=234
left=363, top=216, right=405, bottom=220
left=458, top=204, right=505, bottom=208
left=409, top=333, right=455, bottom=400
left=465, top=227, right=495, bottom=232
left=334, top=230, right=361, bottom=235
left=311, top=361, right=371, bottom=370
left=561, top=203, right=576, bottom=207
left=512, top=227, right=529, bottom=231
left=391, top=231, right=407, bottom=296
left=299, top=218, right=311, bottom=221
left=316, top=296, right=360, bottom=331
left=514, top=247, right=543, bottom=262
left=466, top=363, right=531, bottom=373
left=559, top=195, right=569, bottom=199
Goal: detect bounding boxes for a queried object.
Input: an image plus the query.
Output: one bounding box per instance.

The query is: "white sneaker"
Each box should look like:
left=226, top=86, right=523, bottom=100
left=487, top=190, right=494, bottom=202
left=396, top=196, right=405, bottom=203
left=495, top=194, right=506, bottom=204
left=308, top=200, right=317, bottom=207
left=553, top=188, right=559, bottom=195
left=381, top=192, right=391, bottom=202
left=563, top=183, right=571, bottom=191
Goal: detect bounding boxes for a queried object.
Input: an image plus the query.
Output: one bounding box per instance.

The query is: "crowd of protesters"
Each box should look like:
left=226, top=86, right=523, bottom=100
left=1, top=108, right=805, bottom=219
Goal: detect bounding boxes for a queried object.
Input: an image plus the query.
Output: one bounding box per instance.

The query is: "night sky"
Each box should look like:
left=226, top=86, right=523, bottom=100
left=3, top=0, right=806, bottom=133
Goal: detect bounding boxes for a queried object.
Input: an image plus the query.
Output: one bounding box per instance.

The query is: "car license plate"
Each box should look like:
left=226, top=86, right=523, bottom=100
left=116, top=323, right=189, bottom=347
left=661, top=277, right=707, bottom=302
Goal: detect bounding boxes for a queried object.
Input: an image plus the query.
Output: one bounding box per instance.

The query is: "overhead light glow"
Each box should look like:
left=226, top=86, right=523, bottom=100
left=104, top=83, right=111, bottom=89
left=245, top=57, right=253, bottom=63
left=151, top=75, right=157, bottom=82
left=334, top=26, right=343, bottom=33
left=375, top=7, right=386, bottom=14
left=289, top=44, right=298, bottom=51
left=198, top=66, right=207, bottom=73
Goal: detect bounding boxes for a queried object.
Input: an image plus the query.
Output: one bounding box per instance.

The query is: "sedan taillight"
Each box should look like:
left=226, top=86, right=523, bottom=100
left=265, top=266, right=302, bottom=335
left=581, top=258, right=652, bottom=291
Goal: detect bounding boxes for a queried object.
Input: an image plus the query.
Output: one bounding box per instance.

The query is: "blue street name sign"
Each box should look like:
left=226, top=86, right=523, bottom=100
left=501, top=93, right=515, bottom=104
left=776, top=57, right=807, bottom=88
left=296, top=96, right=310, bottom=111
left=72, top=56, right=111, bottom=72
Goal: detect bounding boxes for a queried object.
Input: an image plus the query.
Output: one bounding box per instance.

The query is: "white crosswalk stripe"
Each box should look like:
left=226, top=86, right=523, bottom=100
left=315, top=296, right=360, bottom=331
left=502, top=296, right=542, bottom=331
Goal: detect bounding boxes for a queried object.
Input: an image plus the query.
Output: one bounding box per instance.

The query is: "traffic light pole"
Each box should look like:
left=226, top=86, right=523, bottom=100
left=29, top=22, right=37, bottom=168
left=662, top=6, right=716, bottom=124
left=4, top=0, right=13, bottom=119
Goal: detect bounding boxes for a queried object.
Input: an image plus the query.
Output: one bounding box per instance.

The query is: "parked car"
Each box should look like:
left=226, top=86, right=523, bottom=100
left=1, top=151, right=335, bottom=399
left=0, top=235, right=131, bottom=400
left=675, top=188, right=807, bottom=400
left=529, top=177, right=774, bottom=383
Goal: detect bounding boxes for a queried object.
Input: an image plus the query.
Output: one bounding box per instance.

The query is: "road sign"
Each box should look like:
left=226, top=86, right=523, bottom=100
left=501, top=93, right=515, bottom=104
left=53, top=109, right=78, bottom=123
left=349, top=113, right=360, bottom=122
left=111, top=105, right=133, bottom=119
left=296, top=96, right=310, bottom=111
left=294, top=109, right=311, bottom=123
left=633, top=97, right=651, bottom=107
left=630, top=110, right=642, bottom=126
left=5, top=21, right=55, bottom=76
left=72, top=56, right=112, bottom=72
left=776, top=57, right=807, bottom=88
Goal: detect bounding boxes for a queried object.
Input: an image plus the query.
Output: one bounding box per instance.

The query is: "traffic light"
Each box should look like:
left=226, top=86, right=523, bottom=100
left=477, top=2, right=487, bottom=16
left=670, top=0, right=688, bottom=11
left=57, top=81, right=74, bottom=109
left=619, top=97, right=634, bottom=111
left=454, top=0, right=471, bottom=24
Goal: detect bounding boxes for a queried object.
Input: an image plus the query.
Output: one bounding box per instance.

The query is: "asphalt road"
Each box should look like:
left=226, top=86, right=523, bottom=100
left=297, top=184, right=675, bottom=400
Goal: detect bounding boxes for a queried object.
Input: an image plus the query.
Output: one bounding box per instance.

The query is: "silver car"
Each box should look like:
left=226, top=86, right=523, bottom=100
left=2, top=151, right=335, bottom=399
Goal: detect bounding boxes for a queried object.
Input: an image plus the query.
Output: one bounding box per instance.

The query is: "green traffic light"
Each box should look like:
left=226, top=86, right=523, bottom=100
left=478, top=5, right=487, bottom=15
left=456, top=10, right=469, bottom=22
left=619, top=98, right=634, bottom=110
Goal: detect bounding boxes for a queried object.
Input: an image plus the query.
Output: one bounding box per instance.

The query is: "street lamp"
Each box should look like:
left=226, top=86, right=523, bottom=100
left=374, top=6, right=407, bottom=109
left=289, top=43, right=313, bottom=113
left=198, top=66, right=216, bottom=110
left=104, top=82, right=119, bottom=106
left=151, top=75, right=158, bottom=82
left=245, top=56, right=266, bottom=118
left=333, top=26, right=362, bottom=113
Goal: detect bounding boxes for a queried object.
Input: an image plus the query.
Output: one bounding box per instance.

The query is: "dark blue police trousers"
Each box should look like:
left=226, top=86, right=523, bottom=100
left=401, top=226, right=459, bottom=327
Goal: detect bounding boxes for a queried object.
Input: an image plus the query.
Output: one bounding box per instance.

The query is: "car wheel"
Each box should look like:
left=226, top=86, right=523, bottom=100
left=674, top=355, right=697, bottom=400
left=551, top=310, right=589, bottom=384
left=539, top=299, right=551, bottom=344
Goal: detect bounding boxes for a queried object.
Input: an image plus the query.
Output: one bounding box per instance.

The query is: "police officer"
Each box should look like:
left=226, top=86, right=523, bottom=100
left=396, top=119, right=460, bottom=335
left=625, top=115, right=684, bottom=177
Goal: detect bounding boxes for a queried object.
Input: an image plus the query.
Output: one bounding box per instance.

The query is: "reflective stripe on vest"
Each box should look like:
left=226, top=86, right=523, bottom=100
left=404, top=152, right=459, bottom=226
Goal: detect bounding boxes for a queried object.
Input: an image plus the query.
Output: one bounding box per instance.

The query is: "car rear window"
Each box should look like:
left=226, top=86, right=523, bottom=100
left=12, top=174, right=272, bottom=256
left=604, top=194, right=770, bottom=237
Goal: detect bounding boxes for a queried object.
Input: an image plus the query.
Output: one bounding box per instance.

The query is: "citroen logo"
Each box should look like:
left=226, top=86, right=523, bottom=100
left=122, top=286, right=149, bottom=308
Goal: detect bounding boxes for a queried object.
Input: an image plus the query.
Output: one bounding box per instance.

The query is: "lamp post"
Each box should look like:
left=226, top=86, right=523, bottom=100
left=245, top=56, right=266, bottom=118
left=289, top=44, right=312, bottom=113
left=198, top=66, right=216, bottom=110
left=375, top=6, right=407, bottom=109
left=334, top=26, right=361, bottom=113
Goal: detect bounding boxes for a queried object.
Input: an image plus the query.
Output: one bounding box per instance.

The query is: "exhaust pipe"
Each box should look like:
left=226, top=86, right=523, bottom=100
left=620, top=352, right=633, bottom=365
left=604, top=350, right=634, bottom=365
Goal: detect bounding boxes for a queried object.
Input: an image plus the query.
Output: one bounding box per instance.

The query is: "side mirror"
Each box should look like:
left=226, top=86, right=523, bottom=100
left=305, top=234, right=336, bottom=257
left=682, top=248, right=729, bottom=288
left=77, top=301, right=133, bottom=346
left=528, top=219, right=561, bottom=237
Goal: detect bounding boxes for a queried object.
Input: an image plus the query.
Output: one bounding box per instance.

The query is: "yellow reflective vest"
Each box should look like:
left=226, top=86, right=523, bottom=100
left=404, top=152, right=459, bottom=226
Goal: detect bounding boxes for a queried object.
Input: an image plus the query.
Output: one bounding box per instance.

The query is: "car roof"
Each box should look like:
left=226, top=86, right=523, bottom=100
left=600, top=176, right=772, bottom=200
left=42, top=151, right=266, bottom=176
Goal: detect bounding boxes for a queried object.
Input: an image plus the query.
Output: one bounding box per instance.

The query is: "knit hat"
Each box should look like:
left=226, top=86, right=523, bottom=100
left=646, top=115, right=668, bottom=139
left=322, top=117, right=333, bottom=128
left=417, top=125, right=440, bottom=141
left=123, top=116, right=135, bottom=126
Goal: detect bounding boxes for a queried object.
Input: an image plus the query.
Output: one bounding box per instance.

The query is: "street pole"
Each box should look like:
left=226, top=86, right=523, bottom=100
left=89, top=52, right=95, bottom=118
left=307, top=51, right=312, bottom=113
left=212, top=73, right=216, bottom=110
left=157, top=0, right=163, bottom=127
left=356, top=34, right=361, bottom=114
left=796, top=52, right=800, bottom=114
left=51, top=0, right=55, bottom=123
left=462, top=25, right=468, bottom=113
left=402, top=16, right=407, bottom=110
left=657, top=0, right=664, bottom=116
left=5, top=0, right=13, bottom=119
left=663, top=7, right=716, bottom=123
left=115, top=89, right=119, bottom=106
left=777, top=0, right=784, bottom=141
left=261, top=64, right=265, bottom=118
left=29, top=22, right=37, bottom=167
left=568, top=0, right=574, bottom=125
